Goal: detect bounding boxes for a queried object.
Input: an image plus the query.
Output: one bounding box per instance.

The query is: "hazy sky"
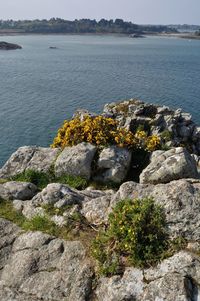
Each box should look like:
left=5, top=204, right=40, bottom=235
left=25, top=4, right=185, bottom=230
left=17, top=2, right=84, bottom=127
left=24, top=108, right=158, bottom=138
left=0, top=0, right=199, bottom=25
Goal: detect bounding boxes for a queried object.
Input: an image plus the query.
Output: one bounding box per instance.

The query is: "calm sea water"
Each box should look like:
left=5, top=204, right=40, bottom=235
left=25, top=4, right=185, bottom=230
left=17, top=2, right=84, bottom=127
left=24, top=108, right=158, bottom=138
left=0, top=34, right=200, bottom=167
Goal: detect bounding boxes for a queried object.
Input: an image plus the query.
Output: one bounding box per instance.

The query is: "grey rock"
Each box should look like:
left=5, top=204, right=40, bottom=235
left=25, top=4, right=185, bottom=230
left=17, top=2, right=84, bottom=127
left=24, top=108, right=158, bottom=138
left=55, top=142, right=97, bottom=180
left=192, top=126, right=200, bottom=141
left=31, top=183, right=85, bottom=206
left=94, top=146, right=132, bottom=184
left=0, top=146, right=60, bottom=178
left=140, top=147, right=198, bottom=184
left=111, top=179, right=200, bottom=240
left=72, top=108, right=97, bottom=120
left=0, top=181, right=38, bottom=200
left=0, top=219, right=94, bottom=301
left=95, top=268, right=145, bottom=301
left=22, top=201, right=45, bottom=219
left=50, top=215, right=66, bottom=226
left=142, top=273, right=197, bottom=301
left=0, top=218, right=20, bottom=272
left=22, top=183, right=112, bottom=221
left=0, top=41, right=22, bottom=50
left=144, top=251, right=200, bottom=284
left=157, top=105, right=171, bottom=114
left=81, top=195, right=111, bottom=225
left=103, top=100, right=200, bottom=155
left=95, top=251, right=200, bottom=301
left=13, top=199, right=24, bottom=212
left=177, top=124, right=194, bottom=139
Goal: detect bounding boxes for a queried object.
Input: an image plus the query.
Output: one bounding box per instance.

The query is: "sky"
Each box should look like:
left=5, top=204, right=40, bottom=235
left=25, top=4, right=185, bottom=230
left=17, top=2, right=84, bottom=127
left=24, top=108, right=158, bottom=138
left=0, top=0, right=199, bottom=25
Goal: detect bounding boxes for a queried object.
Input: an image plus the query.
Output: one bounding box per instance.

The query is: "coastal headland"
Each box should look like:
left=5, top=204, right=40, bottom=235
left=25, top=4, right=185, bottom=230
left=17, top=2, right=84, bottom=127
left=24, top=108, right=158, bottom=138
left=0, top=99, right=200, bottom=300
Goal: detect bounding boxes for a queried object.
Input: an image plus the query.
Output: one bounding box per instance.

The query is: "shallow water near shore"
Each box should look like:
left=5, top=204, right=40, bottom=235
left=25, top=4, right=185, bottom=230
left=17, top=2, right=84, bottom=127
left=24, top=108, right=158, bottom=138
left=0, top=34, right=200, bottom=167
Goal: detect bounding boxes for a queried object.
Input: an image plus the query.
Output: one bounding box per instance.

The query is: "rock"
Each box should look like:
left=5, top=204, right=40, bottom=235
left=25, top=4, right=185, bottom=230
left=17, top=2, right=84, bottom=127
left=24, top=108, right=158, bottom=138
left=140, top=147, right=198, bottom=184
left=0, top=41, right=22, bottom=50
left=95, top=268, right=145, bottom=301
left=0, top=219, right=94, bottom=301
left=21, top=183, right=112, bottom=220
left=144, top=251, right=200, bottom=284
left=31, top=183, right=85, bottom=206
left=111, top=179, right=200, bottom=240
left=50, top=215, right=66, bottom=226
left=0, top=218, right=20, bottom=271
left=13, top=199, right=24, bottom=212
left=142, top=273, right=197, bottom=301
left=103, top=99, right=200, bottom=155
left=0, top=181, right=38, bottom=200
left=81, top=195, right=111, bottom=225
left=177, top=124, right=195, bottom=140
left=95, top=251, right=200, bottom=301
left=0, top=146, right=60, bottom=178
left=187, top=242, right=200, bottom=253
left=94, top=146, right=132, bottom=184
left=22, top=201, right=46, bottom=219
left=55, top=142, right=97, bottom=180
left=192, top=126, right=200, bottom=141
left=72, top=108, right=97, bottom=120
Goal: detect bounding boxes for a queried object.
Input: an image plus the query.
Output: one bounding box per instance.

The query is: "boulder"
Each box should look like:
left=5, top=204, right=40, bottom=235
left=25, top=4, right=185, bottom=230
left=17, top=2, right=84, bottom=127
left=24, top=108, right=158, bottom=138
left=111, top=179, right=200, bottom=240
left=141, top=273, right=197, bottom=301
left=140, top=147, right=198, bottom=184
left=94, top=146, right=132, bottom=184
left=0, top=219, right=93, bottom=301
left=0, top=146, right=60, bottom=178
left=103, top=99, right=200, bottom=155
left=0, top=41, right=22, bottom=50
left=31, top=183, right=85, bottom=206
left=0, top=181, right=38, bottom=200
left=81, top=195, right=111, bottom=225
left=20, top=183, right=112, bottom=220
left=95, top=251, right=200, bottom=301
left=95, top=268, right=145, bottom=301
left=54, top=142, right=97, bottom=180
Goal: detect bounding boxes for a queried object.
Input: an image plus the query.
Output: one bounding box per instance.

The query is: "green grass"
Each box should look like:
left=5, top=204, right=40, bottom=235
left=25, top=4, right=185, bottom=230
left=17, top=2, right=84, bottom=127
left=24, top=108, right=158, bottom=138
left=42, top=204, right=73, bottom=216
left=0, top=198, right=26, bottom=226
left=0, top=198, right=95, bottom=245
left=9, top=169, right=88, bottom=190
left=22, top=215, right=61, bottom=236
left=10, top=170, right=51, bottom=189
left=0, top=179, right=8, bottom=184
left=56, top=174, right=88, bottom=190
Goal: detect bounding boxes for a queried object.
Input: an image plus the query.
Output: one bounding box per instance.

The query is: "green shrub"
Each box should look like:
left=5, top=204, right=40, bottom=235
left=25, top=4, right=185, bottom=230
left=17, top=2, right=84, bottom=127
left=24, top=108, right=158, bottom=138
left=160, top=130, right=173, bottom=142
left=91, top=198, right=168, bottom=276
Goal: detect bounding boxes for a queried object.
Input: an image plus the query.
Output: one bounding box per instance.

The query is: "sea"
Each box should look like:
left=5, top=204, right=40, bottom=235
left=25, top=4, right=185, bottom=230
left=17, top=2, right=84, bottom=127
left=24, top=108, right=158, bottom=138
left=0, top=34, right=200, bottom=167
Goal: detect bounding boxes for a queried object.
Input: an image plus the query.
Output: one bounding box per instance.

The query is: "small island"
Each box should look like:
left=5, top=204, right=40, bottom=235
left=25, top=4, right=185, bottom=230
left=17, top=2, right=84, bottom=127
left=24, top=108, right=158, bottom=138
left=0, top=41, right=22, bottom=50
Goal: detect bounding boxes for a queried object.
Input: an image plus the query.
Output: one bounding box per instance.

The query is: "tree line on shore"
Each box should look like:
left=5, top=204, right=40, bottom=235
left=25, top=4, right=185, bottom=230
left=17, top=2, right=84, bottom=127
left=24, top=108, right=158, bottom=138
left=0, top=18, right=177, bottom=34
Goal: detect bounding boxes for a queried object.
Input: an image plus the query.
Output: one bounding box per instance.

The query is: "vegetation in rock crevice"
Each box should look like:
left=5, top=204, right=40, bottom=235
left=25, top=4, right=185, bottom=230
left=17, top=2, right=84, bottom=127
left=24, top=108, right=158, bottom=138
left=9, top=169, right=88, bottom=190
left=0, top=196, right=190, bottom=277
left=91, top=198, right=186, bottom=276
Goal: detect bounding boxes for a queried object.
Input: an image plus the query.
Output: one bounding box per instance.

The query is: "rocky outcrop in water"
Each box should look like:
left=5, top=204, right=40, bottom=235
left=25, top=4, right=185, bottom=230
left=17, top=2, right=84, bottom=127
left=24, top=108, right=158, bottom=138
left=0, top=41, right=22, bottom=50
left=103, top=99, right=200, bottom=156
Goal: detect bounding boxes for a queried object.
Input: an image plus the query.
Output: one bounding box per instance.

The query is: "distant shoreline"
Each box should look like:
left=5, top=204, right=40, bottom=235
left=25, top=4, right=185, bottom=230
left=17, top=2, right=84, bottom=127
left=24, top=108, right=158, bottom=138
left=0, top=31, right=200, bottom=40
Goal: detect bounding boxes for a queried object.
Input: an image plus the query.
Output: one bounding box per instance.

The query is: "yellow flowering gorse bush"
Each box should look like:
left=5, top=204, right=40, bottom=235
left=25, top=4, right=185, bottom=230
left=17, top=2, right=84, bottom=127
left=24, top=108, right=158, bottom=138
left=51, top=115, right=160, bottom=151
